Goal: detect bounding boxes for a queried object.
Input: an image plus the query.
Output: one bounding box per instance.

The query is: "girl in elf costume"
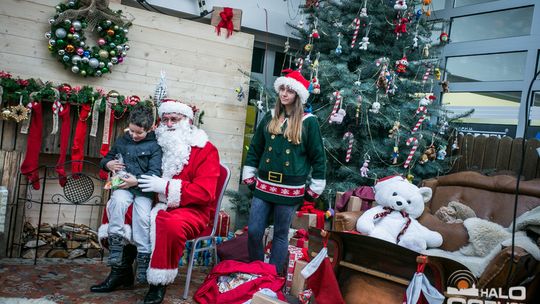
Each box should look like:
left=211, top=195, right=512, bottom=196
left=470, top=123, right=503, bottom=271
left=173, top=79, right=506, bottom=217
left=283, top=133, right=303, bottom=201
left=242, top=69, right=326, bottom=274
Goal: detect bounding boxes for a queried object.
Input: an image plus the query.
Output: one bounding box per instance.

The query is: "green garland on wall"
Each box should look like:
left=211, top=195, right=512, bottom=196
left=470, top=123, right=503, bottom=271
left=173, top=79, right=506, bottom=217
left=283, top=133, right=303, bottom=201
left=0, top=71, right=205, bottom=124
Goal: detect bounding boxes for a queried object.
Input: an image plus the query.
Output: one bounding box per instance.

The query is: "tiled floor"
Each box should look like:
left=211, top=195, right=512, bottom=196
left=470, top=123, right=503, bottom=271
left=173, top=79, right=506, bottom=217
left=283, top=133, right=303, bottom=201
left=0, top=258, right=211, bottom=304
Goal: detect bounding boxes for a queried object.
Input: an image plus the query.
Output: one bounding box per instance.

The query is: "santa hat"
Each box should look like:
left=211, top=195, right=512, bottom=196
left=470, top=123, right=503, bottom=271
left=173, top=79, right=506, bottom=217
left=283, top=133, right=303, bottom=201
left=274, top=69, right=310, bottom=104
left=158, top=99, right=194, bottom=120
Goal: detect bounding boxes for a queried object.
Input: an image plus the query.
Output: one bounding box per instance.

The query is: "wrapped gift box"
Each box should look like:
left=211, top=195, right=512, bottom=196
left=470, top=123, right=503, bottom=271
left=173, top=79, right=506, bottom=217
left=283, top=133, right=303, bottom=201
left=285, top=245, right=304, bottom=294
left=289, top=237, right=309, bottom=249
left=210, top=7, right=242, bottom=31
left=336, top=191, right=372, bottom=212
left=291, top=212, right=331, bottom=230
left=290, top=259, right=309, bottom=297
left=217, top=210, right=230, bottom=237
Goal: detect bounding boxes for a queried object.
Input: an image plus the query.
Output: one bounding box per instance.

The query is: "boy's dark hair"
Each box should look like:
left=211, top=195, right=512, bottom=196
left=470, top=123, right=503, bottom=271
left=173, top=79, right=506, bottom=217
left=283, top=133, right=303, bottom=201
left=129, top=104, right=154, bottom=131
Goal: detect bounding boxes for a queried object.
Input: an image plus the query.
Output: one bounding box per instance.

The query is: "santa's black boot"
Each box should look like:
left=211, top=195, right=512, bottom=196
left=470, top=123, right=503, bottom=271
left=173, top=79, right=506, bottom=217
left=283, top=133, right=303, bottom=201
left=143, top=284, right=167, bottom=304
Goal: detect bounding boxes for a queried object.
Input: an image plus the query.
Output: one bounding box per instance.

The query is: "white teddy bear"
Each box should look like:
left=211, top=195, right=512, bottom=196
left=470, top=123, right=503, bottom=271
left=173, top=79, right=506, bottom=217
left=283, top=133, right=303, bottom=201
left=355, top=176, right=443, bottom=252
left=359, top=36, right=370, bottom=50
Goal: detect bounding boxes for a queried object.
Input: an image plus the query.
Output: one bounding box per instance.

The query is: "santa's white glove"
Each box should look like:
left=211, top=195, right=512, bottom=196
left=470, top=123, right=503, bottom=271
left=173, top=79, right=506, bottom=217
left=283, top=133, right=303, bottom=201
left=138, top=174, right=168, bottom=194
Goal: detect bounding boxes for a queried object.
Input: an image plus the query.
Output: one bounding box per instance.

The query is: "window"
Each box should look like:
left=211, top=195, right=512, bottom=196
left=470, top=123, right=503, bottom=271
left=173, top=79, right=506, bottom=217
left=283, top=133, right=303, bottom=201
left=450, top=6, right=533, bottom=42
left=251, top=47, right=265, bottom=74
left=444, top=91, right=522, bottom=127
left=454, top=0, right=497, bottom=7
left=528, top=92, right=540, bottom=139
left=446, top=52, right=527, bottom=82
left=273, top=51, right=293, bottom=77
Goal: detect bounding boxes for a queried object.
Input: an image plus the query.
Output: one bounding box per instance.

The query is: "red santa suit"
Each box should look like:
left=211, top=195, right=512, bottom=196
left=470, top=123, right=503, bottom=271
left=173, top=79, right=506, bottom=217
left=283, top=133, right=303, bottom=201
left=98, top=126, right=220, bottom=286
left=147, top=129, right=220, bottom=285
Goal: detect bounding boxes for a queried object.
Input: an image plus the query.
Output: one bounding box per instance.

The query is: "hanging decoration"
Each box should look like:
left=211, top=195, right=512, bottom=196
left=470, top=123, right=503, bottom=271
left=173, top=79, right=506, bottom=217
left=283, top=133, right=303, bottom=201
left=216, top=7, right=235, bottom=38
left=350, top=18, right=360, bottom=48
left=335, top=32, right=343, bottom=55
left=359, top=0, right=368, bottom=18
left=328, top=90, right=342, bottom=123
left=342, top=131, right=354, bottom=163
left=47, top=0, right=132, bottom=77
left=20, top=101, right=43, bottom=190
left=360, top=154, right=370, bottom=177
left=395, top=56, right=409, bottom=74
left=394, top=17, right=409, bottom=39
left=355, top=95, right=362, bottom=125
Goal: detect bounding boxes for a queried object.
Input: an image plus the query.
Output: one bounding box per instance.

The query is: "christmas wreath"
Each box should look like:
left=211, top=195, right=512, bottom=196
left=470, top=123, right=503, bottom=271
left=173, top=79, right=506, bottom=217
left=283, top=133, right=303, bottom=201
left=46, top=0, right=132, bottom=77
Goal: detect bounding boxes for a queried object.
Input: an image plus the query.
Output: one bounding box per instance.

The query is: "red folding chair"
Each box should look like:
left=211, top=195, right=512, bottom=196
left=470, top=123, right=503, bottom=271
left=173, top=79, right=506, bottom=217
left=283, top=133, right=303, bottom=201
left=183, top=163, right=231, bottom=299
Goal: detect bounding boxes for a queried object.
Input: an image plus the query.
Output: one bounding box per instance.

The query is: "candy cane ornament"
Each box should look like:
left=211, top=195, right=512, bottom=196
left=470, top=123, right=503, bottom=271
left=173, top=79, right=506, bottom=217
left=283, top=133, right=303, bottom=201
left=343, top=131, right=354, bottom=163
left=404, top=137, right=419, bottom=168
left=329, top=91, right=342, bottom=122
left=422, top=68, right=431, bottom=84
left=350, top=18, right=360, bottom=48
left=411, top=115, right=426, bottom=133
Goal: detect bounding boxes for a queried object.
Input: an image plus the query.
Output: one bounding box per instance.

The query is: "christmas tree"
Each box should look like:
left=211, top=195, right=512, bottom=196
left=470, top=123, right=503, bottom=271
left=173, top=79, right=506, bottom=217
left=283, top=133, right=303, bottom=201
left=275, top=0, right=471, bottom=202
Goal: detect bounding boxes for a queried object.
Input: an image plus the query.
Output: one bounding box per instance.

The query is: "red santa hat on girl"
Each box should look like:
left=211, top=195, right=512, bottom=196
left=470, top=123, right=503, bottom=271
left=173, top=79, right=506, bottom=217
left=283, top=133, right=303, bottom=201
left=158, top=98, right=194, bottom=120
left=274, top=69, right=310, bottom=104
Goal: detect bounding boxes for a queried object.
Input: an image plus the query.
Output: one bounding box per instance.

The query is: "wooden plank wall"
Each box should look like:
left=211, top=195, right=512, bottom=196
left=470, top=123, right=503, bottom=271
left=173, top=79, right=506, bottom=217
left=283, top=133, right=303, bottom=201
left=0, top=0, right=254, bottom=189
left=450, top=134, right=540, bottom=180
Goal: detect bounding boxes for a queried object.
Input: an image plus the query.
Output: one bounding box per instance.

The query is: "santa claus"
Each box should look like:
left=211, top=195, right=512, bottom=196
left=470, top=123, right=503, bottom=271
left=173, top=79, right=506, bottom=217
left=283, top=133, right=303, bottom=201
left=91, top=99, right=220, bottom=304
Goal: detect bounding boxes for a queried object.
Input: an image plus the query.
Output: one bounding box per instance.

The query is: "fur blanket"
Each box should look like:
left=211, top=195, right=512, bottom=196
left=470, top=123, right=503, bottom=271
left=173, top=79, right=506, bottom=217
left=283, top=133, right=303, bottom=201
left=424, top=206, right=540, bottom=277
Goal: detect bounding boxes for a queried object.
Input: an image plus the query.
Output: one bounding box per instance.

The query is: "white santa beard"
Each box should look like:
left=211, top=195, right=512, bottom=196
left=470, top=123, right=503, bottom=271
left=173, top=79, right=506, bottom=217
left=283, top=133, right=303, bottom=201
left=156, top=119, right=192, bottom=179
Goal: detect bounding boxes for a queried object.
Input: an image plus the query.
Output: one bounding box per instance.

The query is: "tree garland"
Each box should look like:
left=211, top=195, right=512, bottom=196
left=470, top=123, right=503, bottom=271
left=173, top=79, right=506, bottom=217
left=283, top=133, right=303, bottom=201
left=46, top=0, right=131, bottom=77
left=0, top=71, right=205, bottom=125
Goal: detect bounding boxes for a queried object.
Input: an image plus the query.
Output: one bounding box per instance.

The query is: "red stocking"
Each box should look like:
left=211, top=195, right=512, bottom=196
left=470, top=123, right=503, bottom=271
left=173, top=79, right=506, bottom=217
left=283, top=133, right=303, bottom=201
left=20, top=102, right=43, bottom=190
left=306, top=257, right=345, bottom=304
left=55, top=103, right=71, bottom=186
left=99, top=111, right=115, bottom=180
left=71, top=104, right=91, bottom=174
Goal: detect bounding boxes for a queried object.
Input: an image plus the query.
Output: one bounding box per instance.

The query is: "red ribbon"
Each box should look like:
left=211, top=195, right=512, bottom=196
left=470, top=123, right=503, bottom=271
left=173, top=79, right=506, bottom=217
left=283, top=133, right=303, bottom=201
left=216, top=7, right=234, bottom=38
left=293, top=229, right=309, bottom=248
left=297, top=201, right=325, bottom=230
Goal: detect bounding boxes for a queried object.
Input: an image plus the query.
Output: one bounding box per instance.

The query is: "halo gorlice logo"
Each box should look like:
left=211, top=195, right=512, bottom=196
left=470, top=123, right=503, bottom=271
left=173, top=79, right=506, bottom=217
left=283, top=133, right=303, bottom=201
left=446, top=270, right=527, bottom=303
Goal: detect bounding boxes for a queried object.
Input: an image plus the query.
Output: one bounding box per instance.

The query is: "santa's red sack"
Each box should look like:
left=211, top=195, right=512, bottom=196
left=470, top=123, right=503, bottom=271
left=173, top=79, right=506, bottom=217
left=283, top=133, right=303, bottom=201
left=193, top=260, right=286, bottom=304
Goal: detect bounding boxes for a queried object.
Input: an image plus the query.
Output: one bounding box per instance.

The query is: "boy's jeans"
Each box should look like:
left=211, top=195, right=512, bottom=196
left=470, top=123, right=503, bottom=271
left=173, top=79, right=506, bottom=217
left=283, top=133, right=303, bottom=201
left=108, top=189, right=152, bottom=253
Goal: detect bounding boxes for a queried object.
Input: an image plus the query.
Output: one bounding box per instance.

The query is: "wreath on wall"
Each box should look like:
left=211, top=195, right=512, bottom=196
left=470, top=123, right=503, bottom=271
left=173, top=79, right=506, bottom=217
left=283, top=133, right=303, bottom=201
left=46, top=0, right=132, bottom=77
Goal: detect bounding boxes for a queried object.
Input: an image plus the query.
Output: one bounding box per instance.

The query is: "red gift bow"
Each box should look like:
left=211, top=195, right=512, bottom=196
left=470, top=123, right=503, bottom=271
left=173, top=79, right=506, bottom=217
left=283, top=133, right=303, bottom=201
left=297, top=201, right=325, bottom=230
left=216, top=7, right=234, bottom=38
left=293, top=229, right=309, bottom=248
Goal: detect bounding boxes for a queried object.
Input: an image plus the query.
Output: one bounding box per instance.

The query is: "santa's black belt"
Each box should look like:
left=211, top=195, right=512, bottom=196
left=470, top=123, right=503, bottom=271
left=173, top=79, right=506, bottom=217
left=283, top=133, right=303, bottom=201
left=258, top=170, right=306, bottom=185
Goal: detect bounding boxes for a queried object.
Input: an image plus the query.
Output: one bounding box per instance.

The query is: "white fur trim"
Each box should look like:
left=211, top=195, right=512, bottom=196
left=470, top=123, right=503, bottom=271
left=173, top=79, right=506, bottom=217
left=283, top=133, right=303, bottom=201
left=302, top=113, right=315, bottom=120
left=274, top=77, right=309, bottom=104
left=166, top=179, right=182, bottom=209
left=158, top=102, right=193, bottom=119
left=242, top=165, right=257, bottom=180
left=147, top=267, right=178, bottom=285
left=309, top=178, right=326, bottom=195
left=190, top=127, right=208, bottom=148
left=301, top=247, right=327, bottom=279
left=98, top=224, right=109, bottom=248
left=150, top=203, right=168, bottom=256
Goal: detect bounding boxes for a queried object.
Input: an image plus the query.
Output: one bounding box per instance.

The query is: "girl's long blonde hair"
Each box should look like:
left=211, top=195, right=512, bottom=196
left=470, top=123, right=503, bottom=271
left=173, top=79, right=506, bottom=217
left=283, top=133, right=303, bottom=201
left=267, top=92, right=304, bottom=144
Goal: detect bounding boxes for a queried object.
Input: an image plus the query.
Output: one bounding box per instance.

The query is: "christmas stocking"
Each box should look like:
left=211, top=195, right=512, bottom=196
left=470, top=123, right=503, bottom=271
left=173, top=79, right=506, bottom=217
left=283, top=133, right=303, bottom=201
left=71, top=104, right=91, bottom=174
left=20, top=102, right=43, bottom=190
left=301, top=247, right=345, bottom=304
left=55, top=103, right=71, bottom=187
left=99, top=110, right=115, bottom=180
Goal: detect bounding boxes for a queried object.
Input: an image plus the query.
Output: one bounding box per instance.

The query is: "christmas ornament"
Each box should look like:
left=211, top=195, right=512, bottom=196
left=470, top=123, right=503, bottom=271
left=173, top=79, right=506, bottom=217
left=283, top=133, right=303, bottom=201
left=329, top=108, right=346, bottom=124
left=395, top=56, right=408, bottom=73
left=422, top=44, right=430, bottom=58
left=388, top=121, right=401, bottom=139
left=342, top=132, right=354, bottom=162
left=235, top=86, right=245, bottom=101
left=154, top=70, right=168, bottom=103
left=47, top=0, right=131, bottom=77
left=419, top=144, right=436, bottom=164
left=392, top=146, right=399, bottom=164
left=284, top=37, right=290, bottom=53
left=437, top=145, right=447, bottom=160
left=440, top=80, right=449, bottom=93
left=359, top=0, right=368, bottom=17
left=350, top=18, right=360, bottom=48
left=439, top=32, right=449, bottom=44
left=335, top=33, right=342, bottom=55
left=434, top=68, right=441, bottom=80
left=394, top=0, right=408, bottom=11
left=311, top=77, right=320, bottom=94
left=422, top=67, right=431, bottom=85
left=359, top=36, right=370, bottom=50
left=404, top=137, right=419, bottom=169
left=296, top=57, right=304, bottom=72
left=360, top=157, right=370, bottom=177
left=9, top=103, right=29, bottom=122
left=394, top=17, right=409, bottom=39
left=369, top=100, right=381, bottom=114
left=355, top=95, right=362, bottom=125
left=1, top=108, right=11, bottom=120
left=328, top=90, right=342, bottom=123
